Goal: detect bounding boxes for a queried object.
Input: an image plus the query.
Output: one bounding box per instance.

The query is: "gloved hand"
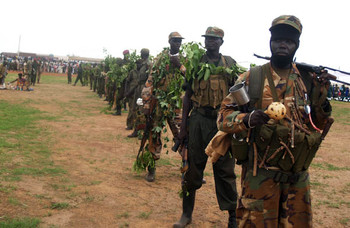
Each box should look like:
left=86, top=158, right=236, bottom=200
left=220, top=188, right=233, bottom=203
left=243, top=110, right=270, bottom=128
left=136, top=98, right=143, bottom=106
left=317, top=72, right=331, bottom=86
left=169, top=55, right=181, bottom=68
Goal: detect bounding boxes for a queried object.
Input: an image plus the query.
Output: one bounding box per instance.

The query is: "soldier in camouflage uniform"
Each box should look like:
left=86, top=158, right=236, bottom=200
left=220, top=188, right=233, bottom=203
left=174, top=27, right=237, bottom=228
left=98, top=63, right=106, bottom=98
left=37, top=60, right=43, bottom=84
left=141, top=32, right=186, bottom=182
left=113, top=50, right=130, bottom=116
left=124, top=60, right=140, bottom=130
left=73, top=63, right=84, bottom=86
left=217, top=15, right=332, bottom=227
left=93, top=64, right=101, bottom=92
left=67, top=63, right=73, bottom=84
left=31, top=59, right=39, bottom=86
left=23, top=57, right=32, bottom=88
left=128, top=48, right=151, bottom=138
left=0, top=59, right=8, bottom=87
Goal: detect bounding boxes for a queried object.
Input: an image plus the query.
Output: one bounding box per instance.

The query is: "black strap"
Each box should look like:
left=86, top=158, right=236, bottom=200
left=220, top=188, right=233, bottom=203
left=264, top=64, right=279, bottom=102
left=249, top=66, right=265, bottom=109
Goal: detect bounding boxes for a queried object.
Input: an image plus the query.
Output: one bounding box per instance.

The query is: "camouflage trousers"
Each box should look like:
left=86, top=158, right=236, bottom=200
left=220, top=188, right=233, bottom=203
left=148, top=117, right=179, bottom=160
left=126, top=96, right=136, bottom=129
left=237, top=167, right=312, bottom=227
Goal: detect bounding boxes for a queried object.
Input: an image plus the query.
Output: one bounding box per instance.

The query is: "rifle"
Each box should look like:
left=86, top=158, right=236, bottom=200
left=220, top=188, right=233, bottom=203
left=136, top=114, right=153, bottom=161
left=253, top=53, right=350, bottom=86
left=172, top=89, right=192, bottom=184
left=136, top=96, right=157, bottom=161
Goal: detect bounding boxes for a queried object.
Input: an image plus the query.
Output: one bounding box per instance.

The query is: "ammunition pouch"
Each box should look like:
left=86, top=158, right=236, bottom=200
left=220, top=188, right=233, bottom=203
left=231, top=132, right=249, bottom=164
left=257, top=167, right=306, bottom=184
left=191, top=74, right=228, bottom=108
left=255, top=123, right=322, bottom=172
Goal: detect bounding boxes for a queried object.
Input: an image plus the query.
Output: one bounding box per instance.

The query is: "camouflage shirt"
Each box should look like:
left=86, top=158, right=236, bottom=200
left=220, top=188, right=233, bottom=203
left=217, top=62, right=328, bottom=134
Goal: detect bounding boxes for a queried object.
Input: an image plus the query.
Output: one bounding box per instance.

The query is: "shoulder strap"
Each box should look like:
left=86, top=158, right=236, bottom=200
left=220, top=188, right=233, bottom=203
left=249, top=65, right=264, bottom=109
left=264, top=64, right=279, bottom=102
left=221, top=55, right=227, bottom=68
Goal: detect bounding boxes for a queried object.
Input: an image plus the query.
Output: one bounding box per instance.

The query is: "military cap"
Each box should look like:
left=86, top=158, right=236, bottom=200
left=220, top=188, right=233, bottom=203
left=270, top=15, right=302, bottom=34
left=123, top=50, right=130, bottom=55
left=168, top=32, right=184, bottom=41
left=141, top=48, right=149, bottom=55
left=202, top=26, right=224, bottom=38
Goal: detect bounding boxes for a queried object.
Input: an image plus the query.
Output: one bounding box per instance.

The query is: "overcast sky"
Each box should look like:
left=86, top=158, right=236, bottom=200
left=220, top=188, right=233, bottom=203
left=2, top=0, right=349, bottom=82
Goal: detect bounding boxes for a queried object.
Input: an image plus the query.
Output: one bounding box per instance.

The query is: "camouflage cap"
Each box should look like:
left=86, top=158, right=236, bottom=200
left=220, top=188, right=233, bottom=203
left=168, top=32, right=184, bottom=41
left=270, top=15, right=302, bottom=34
left=202, top=26, right=224, bottom=38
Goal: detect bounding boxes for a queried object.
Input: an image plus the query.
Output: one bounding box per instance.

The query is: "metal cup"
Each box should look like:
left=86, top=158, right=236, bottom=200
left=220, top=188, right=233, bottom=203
left=229, top=82, right=250, bottom=106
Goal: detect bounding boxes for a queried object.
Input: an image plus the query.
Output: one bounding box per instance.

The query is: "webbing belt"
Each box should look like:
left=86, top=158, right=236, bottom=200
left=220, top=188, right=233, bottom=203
left=257, top=167, right=306, bottom=184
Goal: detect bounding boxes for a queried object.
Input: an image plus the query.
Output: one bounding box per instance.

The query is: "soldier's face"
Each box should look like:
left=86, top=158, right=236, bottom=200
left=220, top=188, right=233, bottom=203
left=169, top=38, right=182, bottom=53
left=204, top=37, right=223, bottom=52
left=270, top=39, right=297, bottom=57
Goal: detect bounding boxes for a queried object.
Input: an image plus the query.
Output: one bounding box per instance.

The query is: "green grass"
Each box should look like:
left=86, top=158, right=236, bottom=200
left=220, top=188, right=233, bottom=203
left=138, top=211, right=151, bottom=219
left=0, top=101, right=65, bottom=185
left=6, top=72, right=73, bottom=85
left=0, top=217, right=40, bottom=228
left=310, top=162, right=350, bottom=171
left=116, top=212, right=130, bottom=219
left=50, top=202, right=70, bottom=210
left=330, top=100, right=350, bottom=125
left=339, top=217, right=350, bottom=225
left=41, top=74, right=69, bottom=84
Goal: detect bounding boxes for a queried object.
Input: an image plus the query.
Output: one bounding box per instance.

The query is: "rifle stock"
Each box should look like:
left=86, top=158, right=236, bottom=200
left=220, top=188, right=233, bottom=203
left=137, top=114, right=153, bottom=159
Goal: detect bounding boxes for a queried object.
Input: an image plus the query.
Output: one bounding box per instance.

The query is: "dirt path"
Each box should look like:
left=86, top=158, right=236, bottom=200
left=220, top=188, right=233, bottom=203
left=1, top=76, right=349, bottom=227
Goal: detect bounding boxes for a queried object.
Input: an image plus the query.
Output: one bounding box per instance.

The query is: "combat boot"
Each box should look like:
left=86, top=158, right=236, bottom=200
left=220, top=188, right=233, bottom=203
left=113, top=110, right=121, bottom=116
left=127, top=129, right=138, bottom=138
left=173, top=191, right=195, bottom=228
left=145, top=166, right=155, bottom=182
left=228, top=209, right=237, bottom=228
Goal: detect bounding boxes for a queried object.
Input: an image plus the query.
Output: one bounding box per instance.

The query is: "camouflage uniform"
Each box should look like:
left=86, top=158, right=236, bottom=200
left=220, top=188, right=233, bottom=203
left=67, top=64, right=73, bottom=84
left=184, top=27, right=237, bottom=209
left=217, top=16, right=332, bottom=227
left=133, top=52, right=151, bottom=132
left=74, top=63, right=84, bottom=86
left=125, top=68, right=139, bottom=129
left=0, top=62, right=7, bottom=85
left=37, top=61, right=43, bottom=84
left=174, top=27, right=238, bottom=228
left=23, top=58, right=32, bottom=88
left=142, top=47, right=184, bottom=159
left=31, top=60, right=39, bottom=86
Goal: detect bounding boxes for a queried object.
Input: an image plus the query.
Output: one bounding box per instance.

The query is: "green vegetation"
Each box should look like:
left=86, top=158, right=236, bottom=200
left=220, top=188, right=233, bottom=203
left=339, top=217, right=350, bottom=225
left=50, top=202, right=70, bottom=210
left=330, top=100, right=350, bottom=125
left=0, top=101, right=65, bottom=191
left=116, top=212, right=130, bottom=219
left=0, top=217, right=40, bottom=228
left=138, top=211, right=152, bottom=219
left=310, top=162, right=350, bottom=171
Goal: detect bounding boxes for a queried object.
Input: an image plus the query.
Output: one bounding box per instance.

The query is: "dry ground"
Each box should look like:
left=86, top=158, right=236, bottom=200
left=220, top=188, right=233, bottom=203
left=0, top=74, right=349, bottom=227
